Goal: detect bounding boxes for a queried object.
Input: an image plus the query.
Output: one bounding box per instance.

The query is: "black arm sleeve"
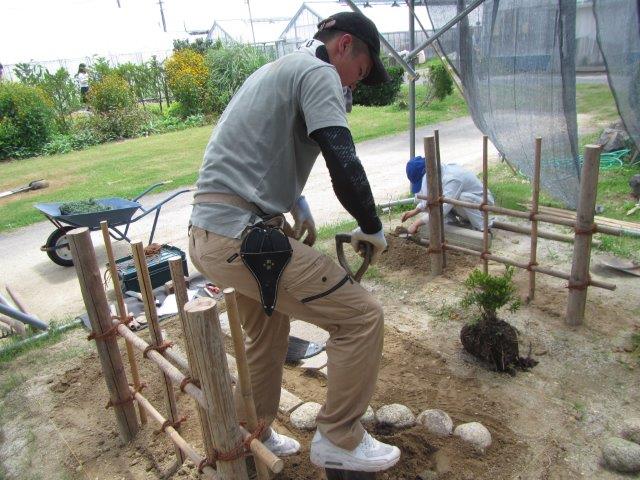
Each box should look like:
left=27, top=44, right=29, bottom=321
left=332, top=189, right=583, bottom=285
left=310, top=126, right=382, bottom=234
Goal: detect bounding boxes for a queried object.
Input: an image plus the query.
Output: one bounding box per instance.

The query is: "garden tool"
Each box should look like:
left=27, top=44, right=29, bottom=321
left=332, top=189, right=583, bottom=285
left=0, top=179, right=49, bottom=198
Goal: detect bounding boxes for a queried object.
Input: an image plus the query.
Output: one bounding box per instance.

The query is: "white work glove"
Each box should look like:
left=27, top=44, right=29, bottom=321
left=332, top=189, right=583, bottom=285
left=291, top=196, right=317, bottom=246
left=350, top=227, right=387, bottom=265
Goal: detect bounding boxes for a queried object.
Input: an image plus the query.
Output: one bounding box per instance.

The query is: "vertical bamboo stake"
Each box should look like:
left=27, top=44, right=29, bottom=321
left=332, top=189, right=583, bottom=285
left=527, top=138, right=542, bottom=302
left=168, top=257, right=216, bottom=462
left=131, top=242, right=184, bottom=464
left=566, top=145, right=602, bottom=325
left=184, top=297, right=249, bottom=480
left=482, top=136, right=490, bottom=274
left=67, top=227, right=138, bottom=442
left=100, top=222, right=146, bottom=425
left=425, top=136, right=443, bottom=275
left=434, top=129, right=446, bottom=268
left=224, top=288, right=271, bottom=480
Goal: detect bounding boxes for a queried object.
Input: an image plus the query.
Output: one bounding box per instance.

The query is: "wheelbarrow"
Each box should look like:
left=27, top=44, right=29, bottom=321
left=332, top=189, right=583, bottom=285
left=35, top=182, right=192, bottom=267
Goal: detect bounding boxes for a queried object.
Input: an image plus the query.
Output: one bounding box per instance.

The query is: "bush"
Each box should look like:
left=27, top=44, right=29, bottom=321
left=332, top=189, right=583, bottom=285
left=205, top=44, right=271, bottom=113
left=87, top=74, right=135, bottom=113
left=40, top=68, right=82, bottom=133
left=0, top=82, right=56, bottom=159
left=423, top=60, right=454, bottom=105
left=173, top=38, right=220, bottom=55
left=460, top=267, right=521, bottom=323
left=88, top=108, right=149, bottom=142
left=352, top=65, right=404, bottom=107
left=165, top=49, right=208, bottom=117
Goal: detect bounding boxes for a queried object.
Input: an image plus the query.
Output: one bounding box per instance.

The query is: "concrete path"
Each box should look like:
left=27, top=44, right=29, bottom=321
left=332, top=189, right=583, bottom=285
left=0, top=116, right=498, bottom=322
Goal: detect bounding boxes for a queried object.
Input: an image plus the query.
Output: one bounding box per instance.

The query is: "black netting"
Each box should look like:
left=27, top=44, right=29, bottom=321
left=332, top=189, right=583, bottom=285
left=424, top=0, right=580, bottom=208
left=593, top=0, right=640, bottom=150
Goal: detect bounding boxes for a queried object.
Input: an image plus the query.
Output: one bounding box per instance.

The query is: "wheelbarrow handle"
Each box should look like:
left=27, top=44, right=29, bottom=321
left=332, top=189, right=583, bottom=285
left=335, top=233, right=372, bottom=283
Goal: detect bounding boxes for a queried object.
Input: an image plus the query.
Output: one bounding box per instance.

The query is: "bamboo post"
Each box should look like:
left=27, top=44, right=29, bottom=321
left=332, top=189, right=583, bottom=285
left=101, top=222, right=146, bottom=425
left=0, top=292, right=27, bottom=336
left=424, top=136, right=443, bottom=275
left=131, top=242, right=184, bottom=464
left=184, top=297, right=249, bottom=480
left=224, top=288, right=271, bottom=480
left=566, top=145, right=602, bottom=325
left=168, top=257, right=216, bottom=463
left=482, top=136, right=490, bottom=274
left=527, top=138, right=542, bottom=302
left=434, top=129, right=446, bottom=268
left=67, top=227, right=138, bottom=442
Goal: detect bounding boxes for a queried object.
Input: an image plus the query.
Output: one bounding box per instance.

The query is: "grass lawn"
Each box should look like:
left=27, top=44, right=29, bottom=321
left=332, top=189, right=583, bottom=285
left=0, top=86, right=467, bottom=232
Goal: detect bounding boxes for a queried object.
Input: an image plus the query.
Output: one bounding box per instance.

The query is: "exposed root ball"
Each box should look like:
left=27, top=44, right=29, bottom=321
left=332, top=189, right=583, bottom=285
left=460, top=319, right=538, bottom=374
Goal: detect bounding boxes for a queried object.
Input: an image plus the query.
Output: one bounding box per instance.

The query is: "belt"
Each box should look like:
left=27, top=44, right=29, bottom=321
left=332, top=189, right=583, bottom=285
left=192, top=192, right=264, bottom=216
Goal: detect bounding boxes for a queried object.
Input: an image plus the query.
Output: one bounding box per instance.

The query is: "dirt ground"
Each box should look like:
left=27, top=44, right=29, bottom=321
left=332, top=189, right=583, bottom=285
left=1, top=218, right=639, bottom=480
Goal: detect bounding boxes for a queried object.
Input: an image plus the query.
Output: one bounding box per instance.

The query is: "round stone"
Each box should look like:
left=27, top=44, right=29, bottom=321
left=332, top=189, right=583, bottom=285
left=454, top=422, right=492, bottom=453
left=417, top=409, right=453, bottom=436
left=602, top=437, right=640, bottom=473
left=289, top=402, right=322, bottom=430
left=361, top=405, right=375, bottom=427
left=622, top=419, right=640, bottom=445
left=375, top=404, right=415, bottom=428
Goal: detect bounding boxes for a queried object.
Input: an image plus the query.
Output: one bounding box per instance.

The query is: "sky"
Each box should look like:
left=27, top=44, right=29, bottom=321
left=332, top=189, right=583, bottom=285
left=1, top=0, right=303, bottom=66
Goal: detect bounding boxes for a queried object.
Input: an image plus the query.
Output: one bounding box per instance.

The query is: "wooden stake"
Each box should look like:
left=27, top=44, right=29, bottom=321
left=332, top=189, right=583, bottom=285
left=169, top=257, right=216, bottom=463
left=100, top=222, right=146, bottom=425
left=424, top=136, right=443, bottom=275
left=224, top=288, right=271, bottom=480
left=184, top=297, right=249, bottom=480
left=527, top=138, right=542, bottom=302
left=482, top=135, right=490, bottom=274
left=131, top=242, right=184, bottom=464
left=434, top=129, right=446, bottom=268
left=566, top=145, right=602, bottom=325
left=67, top=227, right=138, bottom=442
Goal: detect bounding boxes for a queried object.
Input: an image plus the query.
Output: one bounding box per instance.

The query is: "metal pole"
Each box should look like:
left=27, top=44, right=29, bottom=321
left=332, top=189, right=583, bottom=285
left=344, top=0, right=418, bottom=80
left=409, top=0, right=416, bottom=160
left=405, top=0, right=487, bottom=61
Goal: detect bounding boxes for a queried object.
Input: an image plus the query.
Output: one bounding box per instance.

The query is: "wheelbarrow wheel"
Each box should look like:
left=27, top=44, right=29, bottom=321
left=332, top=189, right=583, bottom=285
left=46, top=226, right=74, bottom=267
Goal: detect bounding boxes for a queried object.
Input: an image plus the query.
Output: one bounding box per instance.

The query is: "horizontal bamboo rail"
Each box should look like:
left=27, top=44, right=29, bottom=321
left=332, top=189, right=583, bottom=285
left=131, top=388, right=218, bottom=480
left=491, top=221, right=601, bottom=246
left=113, top=320, right=283, bottom=473
left=421, top=195, right=626, bottom=237
left=443, top=243, right=616, bottom=291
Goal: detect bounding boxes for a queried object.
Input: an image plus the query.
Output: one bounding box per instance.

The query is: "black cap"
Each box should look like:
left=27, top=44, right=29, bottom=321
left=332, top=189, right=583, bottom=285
left=316, top=11, right=390, bottom=86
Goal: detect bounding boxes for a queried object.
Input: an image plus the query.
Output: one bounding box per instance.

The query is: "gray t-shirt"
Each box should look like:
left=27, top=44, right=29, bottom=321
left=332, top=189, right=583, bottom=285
left=190, top=40, right=348, bottom=238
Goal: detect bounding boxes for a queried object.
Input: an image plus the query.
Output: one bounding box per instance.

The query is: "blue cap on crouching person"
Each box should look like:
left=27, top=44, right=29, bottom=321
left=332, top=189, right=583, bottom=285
left=406, top=156, right=425, bottom=194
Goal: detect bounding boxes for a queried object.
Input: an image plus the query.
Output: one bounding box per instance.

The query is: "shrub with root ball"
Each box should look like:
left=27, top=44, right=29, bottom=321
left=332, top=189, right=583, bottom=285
left=459, top=267, right=536, bottom=374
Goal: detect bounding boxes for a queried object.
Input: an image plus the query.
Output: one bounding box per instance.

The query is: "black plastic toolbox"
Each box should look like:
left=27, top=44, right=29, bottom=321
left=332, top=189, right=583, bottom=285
left=115, top=244, right=188, bottom=293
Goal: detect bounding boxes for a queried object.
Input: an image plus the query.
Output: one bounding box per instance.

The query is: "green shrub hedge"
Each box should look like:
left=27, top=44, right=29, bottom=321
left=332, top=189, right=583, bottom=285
left=352, top=65, right=404, bottom=106
left=0, top=82, right=55, bottom=159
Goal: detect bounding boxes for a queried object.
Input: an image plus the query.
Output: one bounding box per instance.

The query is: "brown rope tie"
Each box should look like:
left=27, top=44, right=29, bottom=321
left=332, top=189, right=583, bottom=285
left=179, top=376, right=201, bottom=393
left=574, top=224, right=597, bottom=236
left=197, top=420, right=268, bottom=471
left=88, top=315, right=134, bottom=341
left=143, top=340, right=174, bottom=359
left=154, top=416, right=187, bottom=435
left=566, top=280, right=590, bottom=291
left=144, top=243, right=162, bottom=256
left=529, top=211, right=538, bottom=221
left=480, top=251, right=491, bottom=260
left=427, top=247, right=443, bottom=254
left=105, top=381, right=146, bottom=409
left=526, top=262, right=539, bottom=271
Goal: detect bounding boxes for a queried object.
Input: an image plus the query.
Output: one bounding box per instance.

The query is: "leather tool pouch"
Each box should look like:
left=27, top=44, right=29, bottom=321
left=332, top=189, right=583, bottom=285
left=240, top=222, right=293, bottom=316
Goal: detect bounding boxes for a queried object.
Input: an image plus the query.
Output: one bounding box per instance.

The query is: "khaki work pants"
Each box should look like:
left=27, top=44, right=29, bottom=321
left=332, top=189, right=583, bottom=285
left=189, top=226, right=384, bottom=450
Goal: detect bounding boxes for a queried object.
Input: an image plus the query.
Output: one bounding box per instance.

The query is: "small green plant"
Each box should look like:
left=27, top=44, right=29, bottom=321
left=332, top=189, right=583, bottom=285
left=460, top=267, right=521, bottom=322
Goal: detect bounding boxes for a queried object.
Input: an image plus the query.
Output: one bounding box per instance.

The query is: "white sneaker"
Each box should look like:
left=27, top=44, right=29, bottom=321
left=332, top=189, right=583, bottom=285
left=262, top=429, right=300, bottom=456
left=310, top=429, right=401, bottom=472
